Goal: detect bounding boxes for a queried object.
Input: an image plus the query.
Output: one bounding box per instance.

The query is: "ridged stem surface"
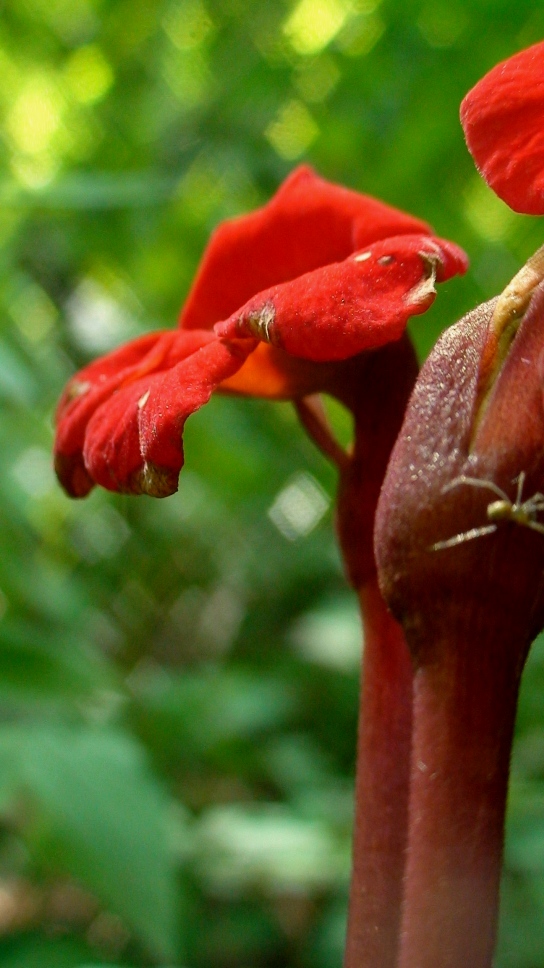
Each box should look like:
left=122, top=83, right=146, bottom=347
left=344, top=578, right=413, bottom=968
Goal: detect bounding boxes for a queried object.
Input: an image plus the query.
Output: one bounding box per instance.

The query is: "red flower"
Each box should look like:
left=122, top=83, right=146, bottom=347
left=54, top=166, right=467, bottom=500
left=461, top=41, right=544, bottom=214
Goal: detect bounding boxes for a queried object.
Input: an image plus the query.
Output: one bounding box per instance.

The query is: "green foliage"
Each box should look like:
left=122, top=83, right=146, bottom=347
left=0, top=724, right=178, bottom=959
left=0, top=0, right=543, bottom=965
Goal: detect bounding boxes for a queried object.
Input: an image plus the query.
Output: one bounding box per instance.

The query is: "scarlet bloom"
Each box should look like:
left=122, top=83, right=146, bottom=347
left=53, top=167, right=468, bottom=968
left=461, top=40, right=544, bottom=214
left=54, top=166, right=467, bottom=501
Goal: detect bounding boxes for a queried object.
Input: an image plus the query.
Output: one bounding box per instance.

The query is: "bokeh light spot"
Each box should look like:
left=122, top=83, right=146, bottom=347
left=162, top=0, right=214, bottom=49
left=289, top=596, right=362, bottom=670
left=161, top=46, right=211, bottom=107
left=177, top=158, right=226, bottom=222
left=7, top=75, right=63, bottom=156
left=268, top=472, right=329, bottom=541
left=66, top=278, right=138, bottom=353
left=417, top=3, right=468, bottom=48
left=12, top=447, right=56, bottom=499
left=8, top=280, right=57, bottom=344
left=283, top=0, right=352, bottom=56
left=294, top=54, right=340, bottom=103
left=265, top=100, right=319, bottom=160
left=463, top=177, right=518, bottom=244
left=64, top=45, right=114, bottom=105
left=336, top=9, right=384, bottom=56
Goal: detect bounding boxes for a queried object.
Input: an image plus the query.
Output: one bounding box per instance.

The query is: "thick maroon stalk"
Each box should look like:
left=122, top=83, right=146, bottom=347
left=398, top=599, right=526, bottom=968
left=344, top=578, right=413, bottom=968
left=333, top=337, right=418, bottom=968
left=374, top=265, right=544, bottom=968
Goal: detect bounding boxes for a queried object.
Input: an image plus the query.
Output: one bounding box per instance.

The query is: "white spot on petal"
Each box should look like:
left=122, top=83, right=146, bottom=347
left=66, top=379, right=91, bottom=402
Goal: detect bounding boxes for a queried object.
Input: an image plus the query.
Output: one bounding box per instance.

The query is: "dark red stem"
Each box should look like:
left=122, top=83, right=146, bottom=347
left=344, top=577, right=413, bottom=968
left=398, top=604, right=527, bottom=968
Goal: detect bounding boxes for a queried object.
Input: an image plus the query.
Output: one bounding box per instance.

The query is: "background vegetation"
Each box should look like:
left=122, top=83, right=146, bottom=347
left=1, top=0, right=544, bottom=965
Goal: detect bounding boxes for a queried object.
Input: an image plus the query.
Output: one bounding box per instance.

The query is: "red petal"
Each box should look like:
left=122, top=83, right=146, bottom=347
left=138, top=337, right=256, bottom=478
left=55, top=330, right=179, bottom=497
left=81, top=376, right=152, bottom=494
left=80, top=337, right=256, bottom=496
left=461, top=41, right=544, bottom=214
left=179, top=166, right=431, bottom=330
left=215, top=235, right=468, bottom=362
left=54, top=328, right=247, bottom=497
left=56, top=331, right=165, bottom=424
left=218, top=343, right=341, bottom=399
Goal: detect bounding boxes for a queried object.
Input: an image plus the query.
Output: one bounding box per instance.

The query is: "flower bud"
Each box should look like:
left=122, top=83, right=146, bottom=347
left=375, top=261, right=544, bottom=659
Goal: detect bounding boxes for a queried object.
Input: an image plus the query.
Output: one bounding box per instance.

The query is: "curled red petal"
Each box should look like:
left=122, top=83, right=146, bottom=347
left=461, top=41, right=544, bottom=214
left=180, top=165, right=431, bottom=330
left=138, top=337, right=256, bottom=477
left=80, top=336, right=256, bottom=497
left=55, top=330, right=178, bottom=497
left=56, top=331, right=166, bottom=424
left=54, top=328, right=242, bottom=497
left=82, top=376, right=153, bottom=494
left=215, top=235, right=468, bottom=362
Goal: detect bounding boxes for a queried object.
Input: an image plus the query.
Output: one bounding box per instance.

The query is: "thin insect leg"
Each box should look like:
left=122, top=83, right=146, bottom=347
left=525, top=499, right=544, bottom=515
left=514, top=471, right=526, bottom=506
left=527, top=520, right=544, bottom=537
left=442, top=475, right=509, bottom=502
left=527, top=494, right=544, bottom=509
left=431, top=524, right=498, bottom=551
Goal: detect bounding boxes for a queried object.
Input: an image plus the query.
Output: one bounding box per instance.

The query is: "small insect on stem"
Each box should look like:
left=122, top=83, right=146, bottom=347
left=432, top=471, right=544, bottom=551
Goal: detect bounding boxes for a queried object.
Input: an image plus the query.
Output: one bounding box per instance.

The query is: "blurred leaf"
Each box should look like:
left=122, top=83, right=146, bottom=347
left=131, top=666, right=295, bottom=754
left=0, top=173, right=182, bottom=210
left=0, top=934, right=95, bottom=968
left=0, top=621, right=113, bottom=707
left=504, top=781, right=544, bottom=875
left=0, top=339, right=37, bottom=405
left=0, top=724, right=179, bottom=960
left=2, top=2, right=544, bottom=965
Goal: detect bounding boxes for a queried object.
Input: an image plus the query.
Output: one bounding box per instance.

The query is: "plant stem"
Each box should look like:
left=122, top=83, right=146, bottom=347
left=344, top=577, right=413, bottom=968
left=398, top=606, right=526, bottom=968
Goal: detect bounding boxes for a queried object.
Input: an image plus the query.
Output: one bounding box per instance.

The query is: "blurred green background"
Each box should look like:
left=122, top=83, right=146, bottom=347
left=1, top=1, right=544, bottom=965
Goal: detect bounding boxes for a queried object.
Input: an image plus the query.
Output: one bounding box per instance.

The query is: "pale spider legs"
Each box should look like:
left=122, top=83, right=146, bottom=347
left=432, top=471, right=544, bottom=551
